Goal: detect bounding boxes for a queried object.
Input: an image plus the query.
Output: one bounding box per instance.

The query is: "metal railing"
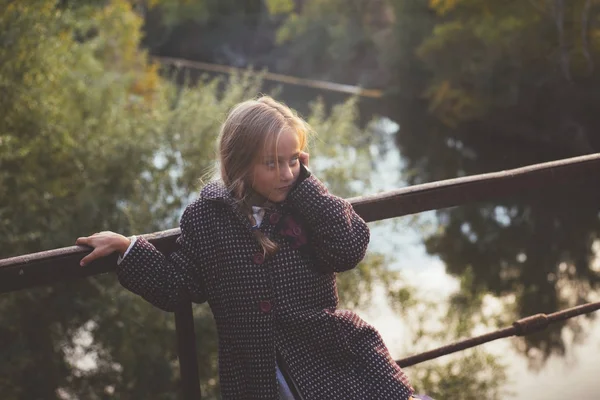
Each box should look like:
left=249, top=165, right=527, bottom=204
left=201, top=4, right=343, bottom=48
left=2, top=153, right=600, bottom=398
left=156, top=56, right=384, bottom=98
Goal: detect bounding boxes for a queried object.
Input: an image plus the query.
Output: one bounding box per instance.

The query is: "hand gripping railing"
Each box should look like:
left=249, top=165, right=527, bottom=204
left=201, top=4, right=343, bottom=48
left=1, top=153, right=600, bottom=399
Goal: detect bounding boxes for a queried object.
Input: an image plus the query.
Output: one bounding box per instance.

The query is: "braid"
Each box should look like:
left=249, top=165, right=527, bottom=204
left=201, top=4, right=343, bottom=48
left=238, top=182, right=280, bottom=257
left=252, top=229, right=279, bottom=257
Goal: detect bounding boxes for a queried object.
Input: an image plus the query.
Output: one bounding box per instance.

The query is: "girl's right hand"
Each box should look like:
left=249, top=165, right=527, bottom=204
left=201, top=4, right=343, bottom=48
left=76, top=231, right=131, bottom=266
left=299, top=151, right=309, bottom=167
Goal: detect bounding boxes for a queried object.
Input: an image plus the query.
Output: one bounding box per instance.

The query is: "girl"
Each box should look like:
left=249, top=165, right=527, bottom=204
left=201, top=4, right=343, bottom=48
left=76, top=96, right=428, bottom=400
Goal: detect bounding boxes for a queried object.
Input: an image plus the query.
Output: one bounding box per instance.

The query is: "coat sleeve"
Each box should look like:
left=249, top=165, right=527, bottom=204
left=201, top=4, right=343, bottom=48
left=116, top=202, right=208, bottom=312
left=286, top=168, right=370, bottom=273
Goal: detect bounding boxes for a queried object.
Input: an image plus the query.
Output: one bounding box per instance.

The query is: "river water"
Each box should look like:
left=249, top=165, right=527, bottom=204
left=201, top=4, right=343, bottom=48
left=349, top=117, right=600, bottom=398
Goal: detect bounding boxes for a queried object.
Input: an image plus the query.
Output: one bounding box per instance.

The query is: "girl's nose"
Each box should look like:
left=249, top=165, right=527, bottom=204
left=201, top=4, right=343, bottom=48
left=280, top=165, right=293, bottom=180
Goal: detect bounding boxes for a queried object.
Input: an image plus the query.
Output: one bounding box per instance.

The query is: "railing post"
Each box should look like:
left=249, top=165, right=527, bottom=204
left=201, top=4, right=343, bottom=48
left=175, top=302, right=201, bottom=399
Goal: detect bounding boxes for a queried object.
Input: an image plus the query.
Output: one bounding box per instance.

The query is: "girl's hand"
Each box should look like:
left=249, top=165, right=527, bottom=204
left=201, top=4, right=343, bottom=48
left=75, top=231, right=131, bottom=266
left=299, top=151, right=309, bottom=168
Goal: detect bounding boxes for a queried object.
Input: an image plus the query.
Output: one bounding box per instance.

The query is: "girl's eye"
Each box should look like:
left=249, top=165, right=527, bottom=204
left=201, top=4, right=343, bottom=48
left=265, top=160, right=276, bottom=168
left=289, top=158, right=299, bottom=166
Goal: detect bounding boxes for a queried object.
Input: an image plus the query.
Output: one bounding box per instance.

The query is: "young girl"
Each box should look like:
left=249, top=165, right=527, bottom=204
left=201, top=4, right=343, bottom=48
left=76, top=96, right=429, bottom=400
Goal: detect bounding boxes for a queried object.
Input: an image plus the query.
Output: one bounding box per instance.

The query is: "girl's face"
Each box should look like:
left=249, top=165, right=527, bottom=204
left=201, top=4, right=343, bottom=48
left=251, top=129, right=302, bottom=203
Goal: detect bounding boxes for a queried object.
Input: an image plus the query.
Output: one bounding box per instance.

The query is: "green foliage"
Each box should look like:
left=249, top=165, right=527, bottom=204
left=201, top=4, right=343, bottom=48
left=0, top=1, right=183, bottom=397
left=415, top=1, right=562, bottom=125
left=273, top=0, right=388, bottom=85
left=147, top=0, right=215, bottom=27
left=305, top=96, right=369, bottom=197
left=411, top=349, right=508, bottom=400
left=264, top=0, right=294, bottom=16
left=0, top=0, right=162, bottom=256
left=142, top=0, right=267, bottom=55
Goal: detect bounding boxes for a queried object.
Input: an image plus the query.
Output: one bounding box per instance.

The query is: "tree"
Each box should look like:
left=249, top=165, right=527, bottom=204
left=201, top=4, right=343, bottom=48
left=0, top=1, right=168, bottom=397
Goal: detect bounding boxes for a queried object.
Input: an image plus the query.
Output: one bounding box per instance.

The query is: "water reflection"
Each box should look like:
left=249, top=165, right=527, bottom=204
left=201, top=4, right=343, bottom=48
left=355, top=115, right=600, bottom=398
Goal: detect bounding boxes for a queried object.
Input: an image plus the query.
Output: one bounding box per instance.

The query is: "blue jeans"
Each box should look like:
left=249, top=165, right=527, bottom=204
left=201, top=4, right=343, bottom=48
left=275, top=353, right=432, bottom=400
left=276, top=362, right=297, bottom=400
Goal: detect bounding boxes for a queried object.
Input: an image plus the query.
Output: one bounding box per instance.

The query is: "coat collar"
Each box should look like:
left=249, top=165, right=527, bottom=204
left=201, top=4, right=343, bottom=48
left=200, top=180, right=233, bottom=204
left=200, top=180, right=278, bottom=209
left=200, top=181, right=289, bottom=233
left=201, top=181, right=256, bottom=231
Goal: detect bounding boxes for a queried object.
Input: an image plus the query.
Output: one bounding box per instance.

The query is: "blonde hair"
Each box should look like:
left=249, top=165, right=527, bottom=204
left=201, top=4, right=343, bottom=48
left=218, top=95, right=310, bottom=256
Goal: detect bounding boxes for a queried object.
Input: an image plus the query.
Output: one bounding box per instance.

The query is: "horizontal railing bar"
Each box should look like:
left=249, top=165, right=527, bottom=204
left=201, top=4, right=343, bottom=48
left=0, top=228, right=181, bottom=294
left=349, top=152, right=600, bottom=221
left=396, top=300, right=600, bottom=367
left=1, top=153, right=599, bottom=294
left=396, top=327, right=516, bottom=368
left=155, top=56, right=384, bottom=98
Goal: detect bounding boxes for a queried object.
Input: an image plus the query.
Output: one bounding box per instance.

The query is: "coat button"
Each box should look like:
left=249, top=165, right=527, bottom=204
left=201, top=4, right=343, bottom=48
left=253, top=253, right=265, bottom=265
left=259, top=300, right=272, bottom=313
left=292, top=226, right=302, bottom=236
left=269, top=213, right=281, bottom=224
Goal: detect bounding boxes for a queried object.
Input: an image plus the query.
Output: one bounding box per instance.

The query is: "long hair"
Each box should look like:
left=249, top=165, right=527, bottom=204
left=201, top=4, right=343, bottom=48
left=217, top=95, right=310, bottom=256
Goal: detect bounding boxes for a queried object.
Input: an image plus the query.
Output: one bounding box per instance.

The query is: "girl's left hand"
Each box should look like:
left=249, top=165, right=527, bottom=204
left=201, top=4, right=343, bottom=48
left=299, top=152, right=309, bottom=168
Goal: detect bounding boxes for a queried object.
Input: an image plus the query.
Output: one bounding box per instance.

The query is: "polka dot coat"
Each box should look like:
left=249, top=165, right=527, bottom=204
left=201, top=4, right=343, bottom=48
left=117, top=170, right=414, bottom=400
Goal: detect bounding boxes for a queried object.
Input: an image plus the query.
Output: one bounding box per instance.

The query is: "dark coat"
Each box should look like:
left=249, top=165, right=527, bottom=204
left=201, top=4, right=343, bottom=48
left=117, top=169, right=414, bottom=399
